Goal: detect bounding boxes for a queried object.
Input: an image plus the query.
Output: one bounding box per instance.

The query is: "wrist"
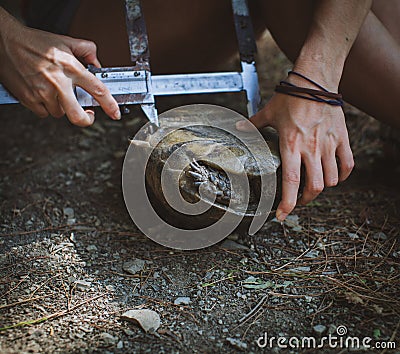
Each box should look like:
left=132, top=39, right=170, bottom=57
left=291, top=60, right=342, bottom=93
left=0, top=8, right=19, bottom=48
left=293, top=44, right=347, bottom=92
left=0, top=8, right=25, bottom=69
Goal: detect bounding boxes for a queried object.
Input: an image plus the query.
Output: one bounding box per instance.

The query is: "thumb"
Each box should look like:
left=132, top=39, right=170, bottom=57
left=235, top=106, right=271, bottom=132
left=68, top=38, right=102, bottom=68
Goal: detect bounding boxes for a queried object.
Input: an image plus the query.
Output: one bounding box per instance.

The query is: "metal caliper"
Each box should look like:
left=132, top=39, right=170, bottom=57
left=0, top=0, right=261, bottom=127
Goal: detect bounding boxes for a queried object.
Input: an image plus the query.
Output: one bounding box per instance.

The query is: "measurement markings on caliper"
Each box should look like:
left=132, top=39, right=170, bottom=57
left=0, top=71, right=245, bottom=106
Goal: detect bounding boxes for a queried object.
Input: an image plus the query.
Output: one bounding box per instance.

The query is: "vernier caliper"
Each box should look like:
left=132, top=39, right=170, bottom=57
left=0, top=0, right=261, bottom=127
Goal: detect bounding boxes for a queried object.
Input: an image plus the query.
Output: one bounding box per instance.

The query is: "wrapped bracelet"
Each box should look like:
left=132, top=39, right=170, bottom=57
left=274, top=71, right=343, bottom=106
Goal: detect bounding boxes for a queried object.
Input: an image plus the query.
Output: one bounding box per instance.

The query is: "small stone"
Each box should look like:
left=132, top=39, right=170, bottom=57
left=122, top=259, right=146, bottom=275
left=117, top=341, right=123, bottom=349
left=373, top=232, right=387, bottom=241
left=75, top=280, right=92, bottom=291
left=290, top=266, right=311, bottom=273
left=121, top=309, right=161, bottom=333
left=226, top=337, right=247, bottom=350
left=123, top=328, right=135, bottom=336
left=218, top=319, right=223, bottom=325
left=63, top=207, right=74, bottom=219
left=100, top=332, right=117, bottom=345
left=86, top=245, right=97, bottom=252
left=305, top=249, right=319, bottom=258
left=347, top=232, right=359, bottom=240
left=227, top=233, right=239, bottom=241
left=313, top=324, right=327, bottom=335
left=174, top=297, right=191, bottom=305
left=220, top=239, right=249, bottom=251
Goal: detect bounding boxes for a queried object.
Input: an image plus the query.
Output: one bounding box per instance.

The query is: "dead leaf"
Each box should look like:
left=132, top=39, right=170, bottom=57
left=121, top=309, right=161, bottom=333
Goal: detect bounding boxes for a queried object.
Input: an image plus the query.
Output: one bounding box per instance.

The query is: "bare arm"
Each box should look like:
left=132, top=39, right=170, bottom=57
left=0, top=7, right=120, bottom=126
left=238, top=0, right=372, bottom=221
left=296, top=0, right=372, bottom=90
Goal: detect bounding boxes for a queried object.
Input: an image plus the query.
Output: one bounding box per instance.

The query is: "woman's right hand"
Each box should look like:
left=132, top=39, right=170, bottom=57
left=0, top=7, right=120, bottom=126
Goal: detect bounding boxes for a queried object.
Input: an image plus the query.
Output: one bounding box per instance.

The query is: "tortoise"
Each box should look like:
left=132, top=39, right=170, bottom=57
left=128, top=104, right=281, bottom=236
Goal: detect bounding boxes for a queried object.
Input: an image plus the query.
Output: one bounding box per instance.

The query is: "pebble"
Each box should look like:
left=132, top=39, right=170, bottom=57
left=347, top=232, right=359, bottom=240
left=86, top=245, right=98, bottom=252
left=227, top=233, right=239, bottom=241
left=74, top=280, right=92, bottom=291
left=174, top=297, right=191, bottom=305
left=121, top=309, right=161, bottom=333
left=373, top=232, right=387, bottom=241
left=123, top=328, right=135, bottom=336
left=305, top=249, right=319, bottom=258
left=63, top=207, right=74, bottom=219
left=220, top=239, right=249, bottom=250
left=123, top=259, right=146, bottom=275
left=291, top=266, right=311, bottom=273
left=313, top=324, right=327, bottom=335
left=100, top=332, right=118, bottom=345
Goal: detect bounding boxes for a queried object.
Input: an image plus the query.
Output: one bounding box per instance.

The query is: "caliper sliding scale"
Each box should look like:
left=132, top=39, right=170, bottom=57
left=0, top=0, right=261, bottom=127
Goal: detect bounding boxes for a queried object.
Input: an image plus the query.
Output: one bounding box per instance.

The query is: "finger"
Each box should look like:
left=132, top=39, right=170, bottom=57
left=20, top=94, right=49, bottom=118
left=68, top=38, right=101, bottom=68
left=236, top=106, right=271, bottom=132
left=276, top=149, right=302, bottom=221
left=36, top=90, right=65, bottom=118
left=336, top=142, right=354, bottom=182
left=0, top=72, right=49, bottom=118
left=321, top=149, right=339, bottom=187
left=298, top=155, right=324, bottom=206
left=57, top=84, right=95, bottom=127
left=25, top=101, right=49, bottom=118
left=75, top=70, right=120, bottom=120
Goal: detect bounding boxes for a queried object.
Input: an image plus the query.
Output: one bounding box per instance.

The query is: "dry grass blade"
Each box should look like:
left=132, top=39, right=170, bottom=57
left=0, top=293, right=105, bottom=331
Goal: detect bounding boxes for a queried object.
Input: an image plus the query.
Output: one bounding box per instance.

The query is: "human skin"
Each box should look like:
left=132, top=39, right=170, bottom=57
left=69, top=0, right=400, bottom=221
left=242, top=0, right=400, bottom=220
left=238, top=0, right=372, bottom=221
left=0, top=7, right=120, bottom=127
left=1, top=0, right=399, bottom=220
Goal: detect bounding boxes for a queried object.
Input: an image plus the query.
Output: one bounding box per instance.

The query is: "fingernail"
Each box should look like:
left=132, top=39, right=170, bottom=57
left=236, top=120, right=245, bottom=128
left=276, top=210, right=288, bottom=222
left=236, top=120, right=255, bottom=132
left=236, top=120, right=248, bottom=131
left=86, top=110, right=95, bottom=124
left=114, top=109, right=121, bottom=120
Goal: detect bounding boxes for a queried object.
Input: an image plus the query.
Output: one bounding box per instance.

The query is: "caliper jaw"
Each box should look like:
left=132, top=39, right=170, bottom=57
left=75, top=66, right=159, bottom=126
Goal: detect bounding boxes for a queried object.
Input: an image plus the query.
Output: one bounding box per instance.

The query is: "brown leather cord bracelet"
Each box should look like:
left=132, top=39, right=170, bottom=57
left=275, top=71, right=344, bottom=106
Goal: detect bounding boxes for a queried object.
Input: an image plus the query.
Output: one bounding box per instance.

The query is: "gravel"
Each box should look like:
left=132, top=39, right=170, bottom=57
left=0, top=37, right=399, bottom=353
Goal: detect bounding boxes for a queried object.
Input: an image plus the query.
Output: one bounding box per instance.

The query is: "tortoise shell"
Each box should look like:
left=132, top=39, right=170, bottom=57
left=132, top=104, right=281, bottom=229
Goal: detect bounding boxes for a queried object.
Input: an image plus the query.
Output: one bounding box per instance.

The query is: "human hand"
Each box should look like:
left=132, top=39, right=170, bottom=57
left=0, top=15, right=120, bottom=126
left=237, top=84, right=354, bottom=222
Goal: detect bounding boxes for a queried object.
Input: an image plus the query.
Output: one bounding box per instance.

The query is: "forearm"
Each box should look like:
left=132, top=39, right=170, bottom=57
left=0, top=7, right=21, bottom=41
left=0, top=7, right=23, bottom=68
left=294, top=0, right=372, bottom=90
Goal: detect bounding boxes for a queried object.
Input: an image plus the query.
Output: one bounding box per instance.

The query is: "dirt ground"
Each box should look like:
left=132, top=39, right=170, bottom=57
left=0, top=33, right=399, bottom=353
